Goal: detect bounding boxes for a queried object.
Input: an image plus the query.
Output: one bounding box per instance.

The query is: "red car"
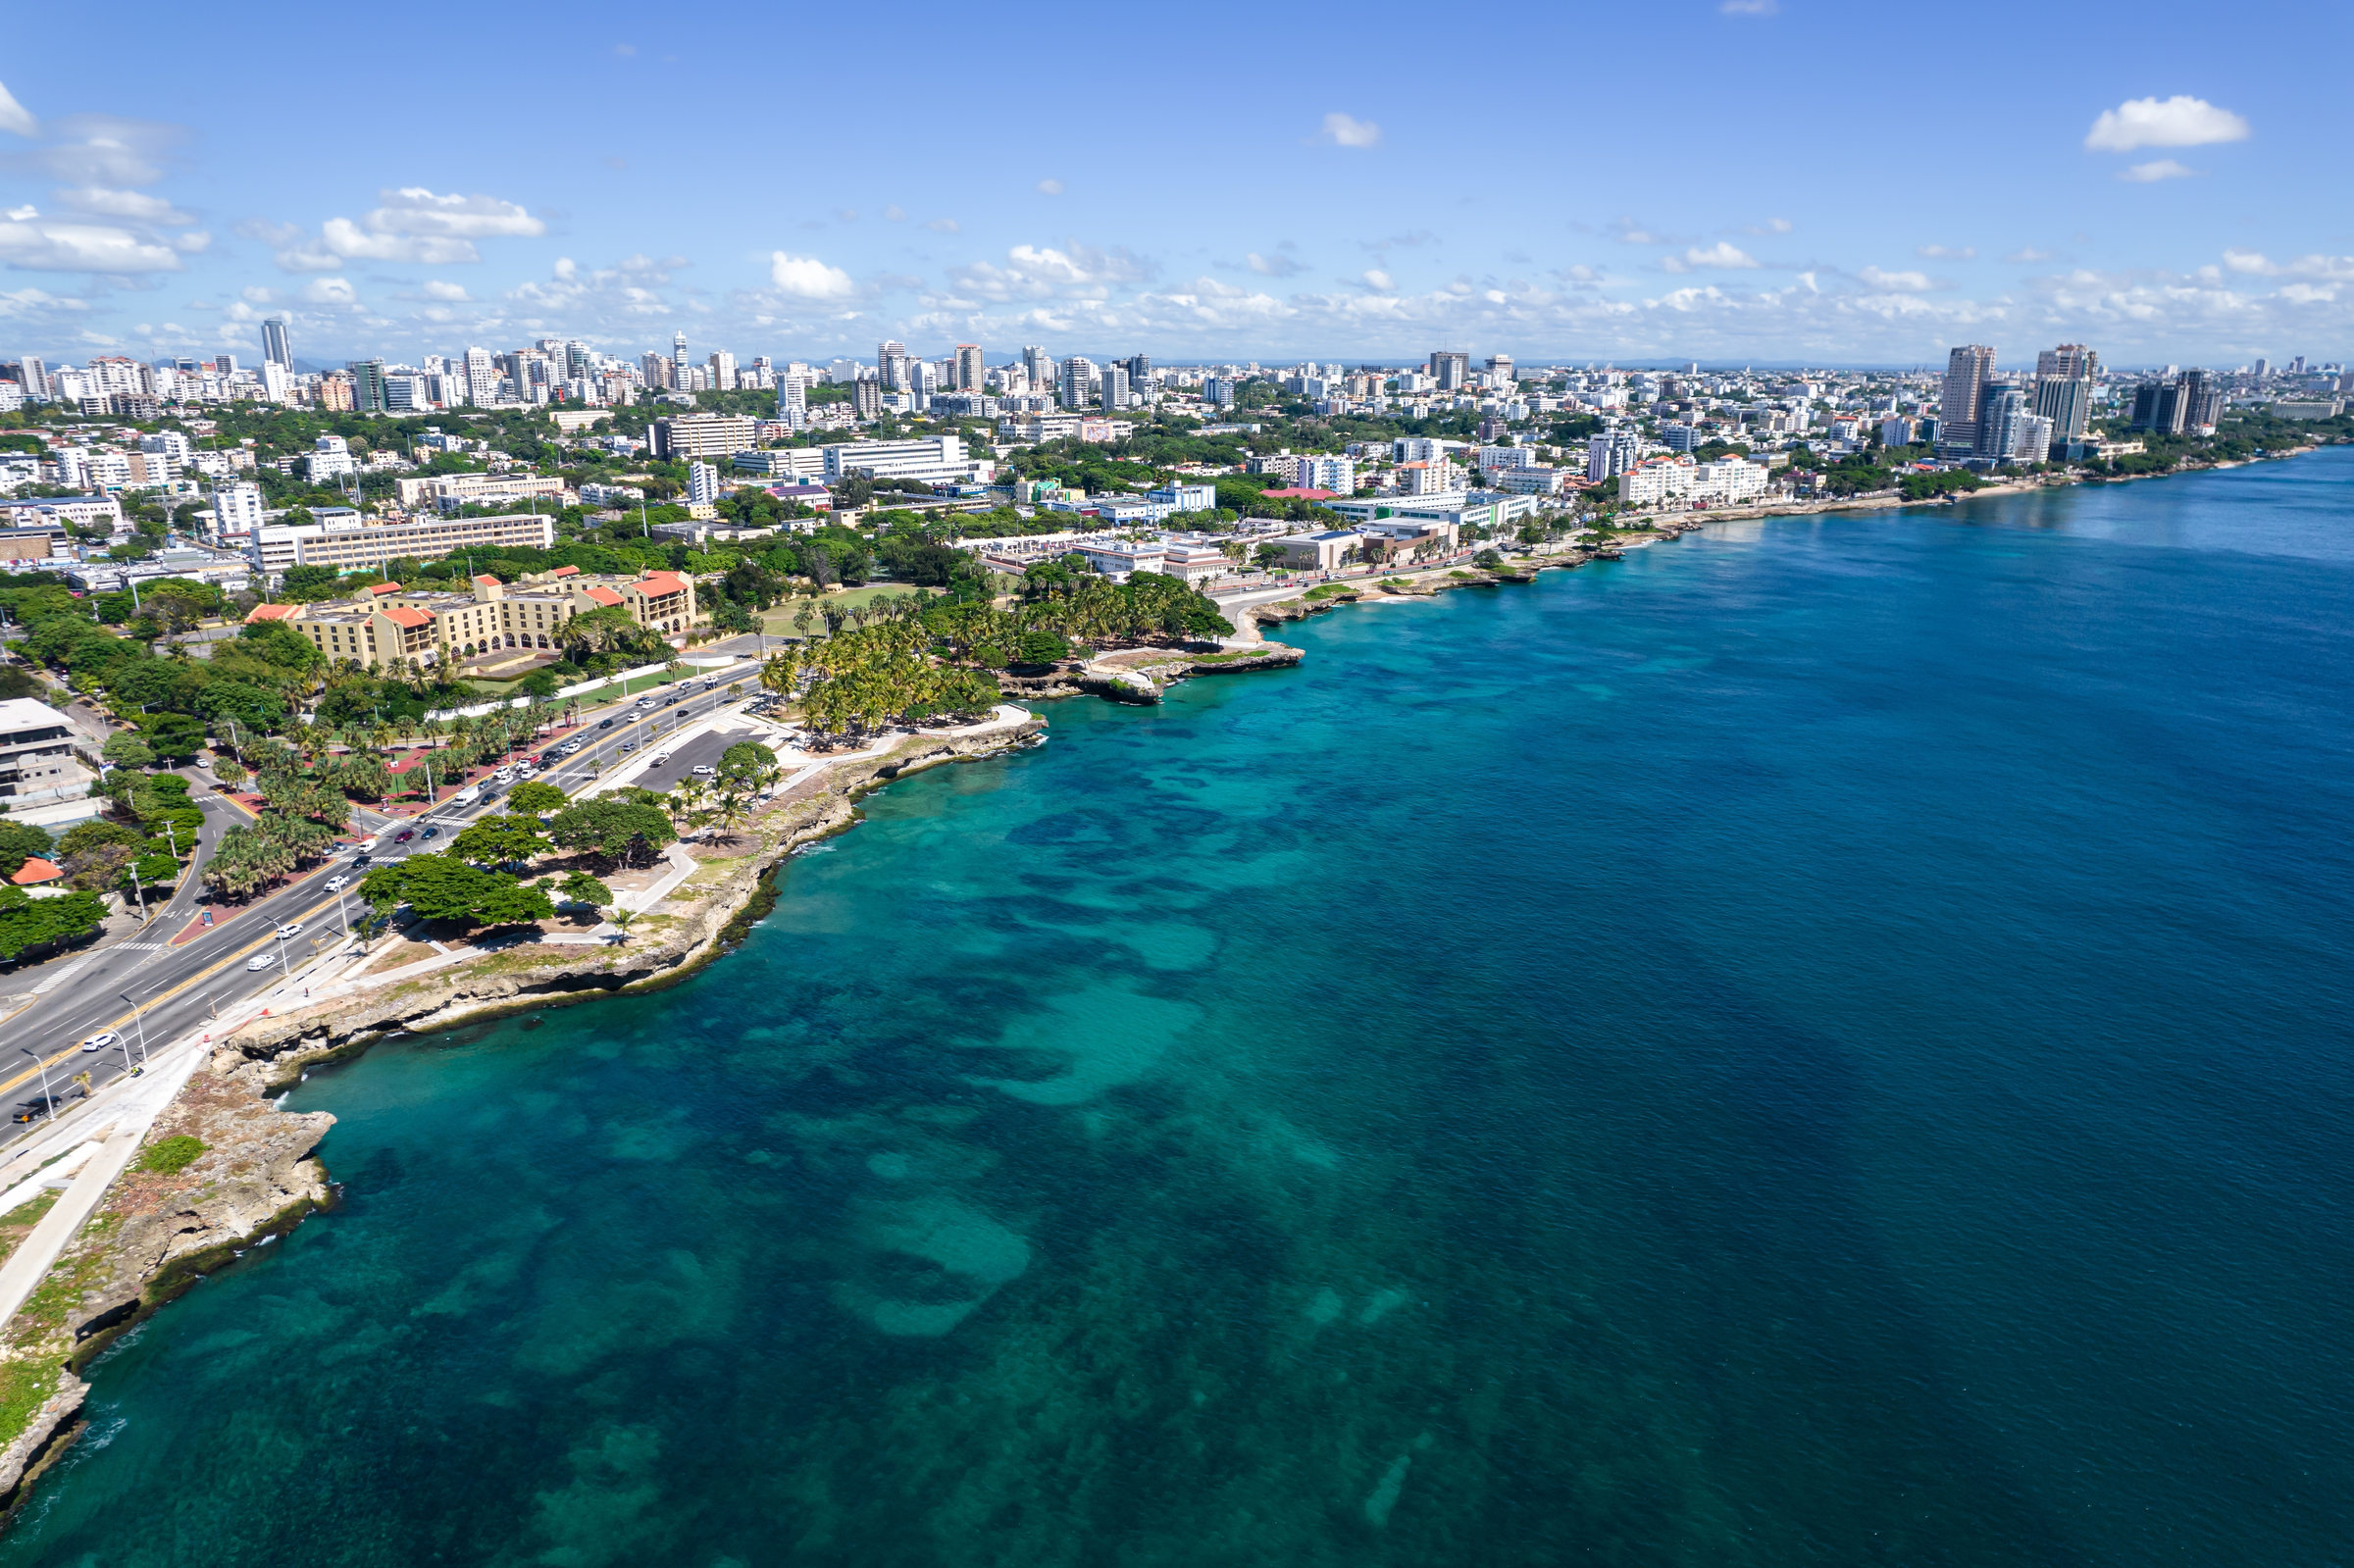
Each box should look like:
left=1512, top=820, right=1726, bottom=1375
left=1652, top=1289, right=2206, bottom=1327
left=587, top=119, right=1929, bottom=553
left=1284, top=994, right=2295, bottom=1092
left=394, top=828, right=417, bottom=843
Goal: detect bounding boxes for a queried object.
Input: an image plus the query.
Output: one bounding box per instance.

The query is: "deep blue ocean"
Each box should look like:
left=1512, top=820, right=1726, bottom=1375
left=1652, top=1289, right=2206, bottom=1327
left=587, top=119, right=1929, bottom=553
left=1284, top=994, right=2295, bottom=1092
left=8, top=453, right=2351, bottom=1565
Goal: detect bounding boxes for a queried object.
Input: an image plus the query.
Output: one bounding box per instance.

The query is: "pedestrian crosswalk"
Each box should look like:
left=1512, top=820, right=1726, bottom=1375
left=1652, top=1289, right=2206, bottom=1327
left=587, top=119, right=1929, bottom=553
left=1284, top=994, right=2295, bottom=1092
left=113, top=943, right=165, bottom=951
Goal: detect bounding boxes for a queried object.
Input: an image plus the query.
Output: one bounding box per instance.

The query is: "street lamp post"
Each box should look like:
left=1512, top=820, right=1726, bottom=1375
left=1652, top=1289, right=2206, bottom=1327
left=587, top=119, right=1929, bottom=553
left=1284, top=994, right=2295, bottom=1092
left=18, top=1048, right=53, bottom=1116
left=120, top=991, right=150, bottom=1069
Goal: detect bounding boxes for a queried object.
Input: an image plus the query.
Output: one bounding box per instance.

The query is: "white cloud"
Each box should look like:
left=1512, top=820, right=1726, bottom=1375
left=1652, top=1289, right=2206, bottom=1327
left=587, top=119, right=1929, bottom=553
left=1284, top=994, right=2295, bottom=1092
left=884, top=205, right=906, bottom=222
left=299, top=277, right=358, bottom=306
left=1247, top=251, right=1307, bottom=278
left=8, top=114, right=187, bottom=187
left=240, top=285, right=279, bottom=304
left=54, top=185, right=196, bottom=226
left=0, top=82, right=37, bottom=139
left=1720, top=0, right=1777, bottom=14
left=2084, top=95, right=2250, bottom=153
left=1035, top=179, right=1062, bottom=196
left=1916, top=243, right=1975, bottom=260
left=4, top=205, right=33, bottom=222
left=363, top=187, right=545, bottom=240
left=172, top=230, right=210, bottom=254
left=2221, top=249, right=2354, bottom=280
left=1362, top=269, right=1395, bottom=292
left=1611, top=217, right=1681, bottom=246
left=313, top=217, right=478, bottom=265
left=1662, top=241, right=1759, bottom=273
left=767, top=252, right=856, bottom=299
left=2119, top=159, right=2196, bottom=183
left=0, top=287, right=82, bottom=319
left=924, top=218, right=959, bottom=233
left=949, top=241, right=1154, bottom=302
left=420, top=279, right=473, bottom=300
left=1859, top=266, right=1941, bottom=292
left=1743, top=217, right=1794, bottom=235
left=0, top=217, right=181, bottom=273
left=2005, top=247, right=2057, bottom=264
left=1317, top=112, right=1381, bottom=149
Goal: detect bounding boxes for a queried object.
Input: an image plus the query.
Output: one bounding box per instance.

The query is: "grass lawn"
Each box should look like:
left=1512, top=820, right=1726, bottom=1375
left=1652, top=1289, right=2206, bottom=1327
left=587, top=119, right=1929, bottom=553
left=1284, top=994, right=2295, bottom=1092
left=757, top=583, right=941, bottom=633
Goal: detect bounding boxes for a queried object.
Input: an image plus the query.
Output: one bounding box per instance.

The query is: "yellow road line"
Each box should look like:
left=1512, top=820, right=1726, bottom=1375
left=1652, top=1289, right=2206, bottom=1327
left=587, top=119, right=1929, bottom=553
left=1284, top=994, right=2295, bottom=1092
left=0, top=889, right=342, bottom=1108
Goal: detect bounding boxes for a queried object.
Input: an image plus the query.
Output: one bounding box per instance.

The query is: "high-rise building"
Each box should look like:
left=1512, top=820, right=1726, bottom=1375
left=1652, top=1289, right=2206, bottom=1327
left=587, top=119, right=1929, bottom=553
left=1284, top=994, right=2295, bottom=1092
left=2032, top=371, right=2096, bottom=441
left=1203, top=376, right=1236, bottom=408
left=2130, top=381, right=2186, bottom=435
left=2179, top=368, right=2222, bottom=430
left=346, top=359, right=390, bottom=414
left=2035, top=343, right=2099, bottom=382
left=639, top=352, right=672, bottom=391
left=1940, top=345, right=1997, bottom=448
left=877, top=340, right=910, bottom=392
left=2252, top=358, right=2270, bottom=380
left=1486, top=354, right=1514, bottom=384
left=1429, top=351, right=1469, bottom=390
left=687, top=461, right=719, bottom=506
left=211, top=481, right=265, bottom=537
left=464, top=347, right=498, bottom=406
left=673, top=331, right=690, bottom=379
left=1100, top=364, right=1130, bottom=412
left=1586, top=426, right=1642, bottom=481
left=1123, top=353, right=1151, bottom=387
left=850, top=380, right=882, bottom=420
left=1976, top=381, right=2026, bottom=460
left=2015, top=415, right=2054, bottom=465
left=1022, top=345, right=1051, bottom=388
left=261, top=319, right=292, bottom=371
left=14, top=356, right=45, bottom=403
left=708, top=351, right=738, bottom=391
left=1059, top=357, right=1098, bottom=409
left=953, top=344, right=985, bottom=390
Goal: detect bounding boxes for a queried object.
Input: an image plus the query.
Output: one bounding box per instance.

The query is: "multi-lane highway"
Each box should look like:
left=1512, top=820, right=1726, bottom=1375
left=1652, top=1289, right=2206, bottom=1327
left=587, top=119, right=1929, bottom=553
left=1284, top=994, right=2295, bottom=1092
left=0, top=652, right=780, bottom=1153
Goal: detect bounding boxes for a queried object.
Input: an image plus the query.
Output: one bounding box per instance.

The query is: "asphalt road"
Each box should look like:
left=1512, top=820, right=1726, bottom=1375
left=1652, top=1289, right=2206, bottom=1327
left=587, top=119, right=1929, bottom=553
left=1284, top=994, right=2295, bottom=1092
left=0, top=657, right=774, bottom=1154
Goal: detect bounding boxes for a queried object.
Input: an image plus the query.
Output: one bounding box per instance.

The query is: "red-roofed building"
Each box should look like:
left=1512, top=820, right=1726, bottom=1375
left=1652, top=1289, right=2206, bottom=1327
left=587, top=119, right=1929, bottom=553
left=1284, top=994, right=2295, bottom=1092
left=10, top=856, right=64, bottom=886
left=473, top=574, right=501, bottom=587
left=548, top=564, right=581, bottom=578
left=244, top=603, right=300, bottom=624
left=618, top=571, right=696, bottom=634
left=365, top=582, right=402, bottom=597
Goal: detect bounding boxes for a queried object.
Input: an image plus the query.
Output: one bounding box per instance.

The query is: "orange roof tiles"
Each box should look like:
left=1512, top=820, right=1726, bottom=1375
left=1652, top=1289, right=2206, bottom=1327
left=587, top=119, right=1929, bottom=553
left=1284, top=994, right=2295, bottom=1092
left=382, top=606, right=433, bottom=629
left=549, top=564, right=581, bottom=578
left=635, top=572, right=688, bottom=596
left=244, top=603, right=299, bottom=623
left=473, top=574, right=500, bottom=586
left=10, top=857, right=64, bottom=885
left=366, top=582, right=401, bottom=596
left=584, top=585, right=625, bottom=607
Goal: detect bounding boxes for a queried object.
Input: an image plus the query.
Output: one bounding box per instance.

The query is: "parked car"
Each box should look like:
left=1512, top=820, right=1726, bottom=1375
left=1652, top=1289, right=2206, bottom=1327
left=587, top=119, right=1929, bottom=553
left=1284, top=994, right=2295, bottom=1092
left=246, top=953, right=278, bottom=972
left=79, top=1031, right=120, bottom=1053
left=649, top=752, right=671, bottom=767
left=276, top=922, right=303, bottom=939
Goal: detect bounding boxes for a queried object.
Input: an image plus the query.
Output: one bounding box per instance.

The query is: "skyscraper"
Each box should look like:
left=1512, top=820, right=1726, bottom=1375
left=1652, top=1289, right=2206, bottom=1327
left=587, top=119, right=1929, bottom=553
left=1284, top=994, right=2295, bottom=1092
left=2179, top=368, right=2222, bottom=430
left=2032, top=342, right=2099, bottom=440
left=261, top=319, right=293, bottom=371
left=1486, top=354, right=1514, bottom=384
left=1100, top=364, right=1130, bottom=411
left=1975, top=382, right=2027, bottom=460
left=1022, top=345, right=1051, bottom=387
left=953, top=344, right=985, bottom=390
left=1123, top=353, right=1151, bottom=386
left=708, top=351, right=737, bottom=391
left=877, top=340, right=911, bottom=392
left=1940, top=345, right=1997, bottom=448
left=1429, top=351, right=1469, bottom=390
left=1059, top=357, right=1097, bottom=409
left=673, top=331, right=690, bottom=379
left=15, top=356, right=45, bottom=403
left=346, top=359, right=390, bottom=414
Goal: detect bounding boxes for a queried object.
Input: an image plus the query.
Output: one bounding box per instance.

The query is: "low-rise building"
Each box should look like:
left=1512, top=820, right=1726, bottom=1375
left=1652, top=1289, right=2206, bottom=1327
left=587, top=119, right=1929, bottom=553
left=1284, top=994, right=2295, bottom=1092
left=253, top=564, right=702, bottom=671
left=248, top=511, right=557, bottom=576
left=0, top=696, right=89, bottom=804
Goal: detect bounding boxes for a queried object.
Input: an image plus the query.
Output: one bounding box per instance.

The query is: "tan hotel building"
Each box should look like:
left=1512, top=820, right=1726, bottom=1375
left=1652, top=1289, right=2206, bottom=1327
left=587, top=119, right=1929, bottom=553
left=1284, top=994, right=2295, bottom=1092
left=249, top=566, right=700, bottom=672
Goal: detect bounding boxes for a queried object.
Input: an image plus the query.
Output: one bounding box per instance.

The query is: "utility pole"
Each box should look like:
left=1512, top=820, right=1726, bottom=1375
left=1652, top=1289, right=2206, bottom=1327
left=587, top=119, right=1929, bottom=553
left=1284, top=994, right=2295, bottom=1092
left=17, top=1049, right=53, bottom=1116
left=122, top=991, right=150, bottom=1069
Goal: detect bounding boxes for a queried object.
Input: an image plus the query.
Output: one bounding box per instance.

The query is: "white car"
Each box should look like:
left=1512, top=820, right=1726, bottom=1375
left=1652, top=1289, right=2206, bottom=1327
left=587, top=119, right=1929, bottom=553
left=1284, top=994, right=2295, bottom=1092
left=691, top=764, right=717, bottom=777
left=494, top=767, right=516, bottom=782
left=624, top=713, right=642, bottom=724
left=276, top=922, right=303, bottom=939
left=79, top=1031, right=119, bottom=1053
left=246, top=952, right=278, bottom=972
left=648, top=752, right=671, bottom=767
left=325, top=875, right=349, bottom=891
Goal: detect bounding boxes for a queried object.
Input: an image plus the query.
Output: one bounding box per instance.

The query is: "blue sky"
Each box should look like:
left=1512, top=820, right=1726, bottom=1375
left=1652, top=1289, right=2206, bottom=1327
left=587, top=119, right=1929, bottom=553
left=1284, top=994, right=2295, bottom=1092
left=1, top=0, right=2345, bottom=371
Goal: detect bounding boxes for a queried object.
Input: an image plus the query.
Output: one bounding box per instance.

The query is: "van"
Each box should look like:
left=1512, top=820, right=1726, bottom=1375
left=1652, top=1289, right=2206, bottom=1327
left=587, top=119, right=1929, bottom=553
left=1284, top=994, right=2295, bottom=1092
left=451, top=785, right=483, bottom=807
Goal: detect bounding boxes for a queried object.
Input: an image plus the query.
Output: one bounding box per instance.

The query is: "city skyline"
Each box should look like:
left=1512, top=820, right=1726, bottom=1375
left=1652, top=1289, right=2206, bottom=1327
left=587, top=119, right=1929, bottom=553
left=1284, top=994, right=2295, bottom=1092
left=0, top=0, right=2345, bottom=368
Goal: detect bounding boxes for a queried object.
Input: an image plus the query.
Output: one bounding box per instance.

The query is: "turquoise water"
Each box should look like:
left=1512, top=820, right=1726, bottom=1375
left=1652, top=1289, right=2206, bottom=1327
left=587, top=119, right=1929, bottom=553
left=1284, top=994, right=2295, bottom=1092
left=8, top=454, right=2353, bottom=1565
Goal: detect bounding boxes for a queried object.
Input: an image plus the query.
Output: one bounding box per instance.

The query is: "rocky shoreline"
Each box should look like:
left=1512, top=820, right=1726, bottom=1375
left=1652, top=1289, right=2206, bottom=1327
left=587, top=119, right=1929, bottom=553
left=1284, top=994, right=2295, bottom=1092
left=0, top=711, right=1048, bottom=1519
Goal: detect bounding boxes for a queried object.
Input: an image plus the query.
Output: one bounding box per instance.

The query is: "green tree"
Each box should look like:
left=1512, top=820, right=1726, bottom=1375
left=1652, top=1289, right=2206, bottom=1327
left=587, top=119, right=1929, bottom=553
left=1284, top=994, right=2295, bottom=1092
left=546, top=797, right=676, bottom=866
left=449, top=812, right=549, bottom=867
left=359, top=852, right=554, bottom=928
left=101, top=732, right=154, bottom=770
left=505, top=780, right=568, bottom=816
left=555, top=869, right=610, bottom=908
left=0, top=821, right=55, bottom=879
left=279, top=564, right=345, bottom=603
left=0, top=884, right=107, bottom=960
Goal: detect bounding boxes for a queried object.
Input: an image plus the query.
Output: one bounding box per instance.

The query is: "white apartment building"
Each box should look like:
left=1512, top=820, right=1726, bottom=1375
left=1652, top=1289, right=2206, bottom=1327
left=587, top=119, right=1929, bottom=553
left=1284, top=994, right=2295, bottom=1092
left=821, top=435, right=992, bottom=486
left=733, top=448, right=827, bottom=480
left=1294, top=455, right=1356, bottom=492
left=688, top=461, right=720, bottom=506
left=211, top=481, right=266, bottom=538
left=247, top=512, right=557, bottom=576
